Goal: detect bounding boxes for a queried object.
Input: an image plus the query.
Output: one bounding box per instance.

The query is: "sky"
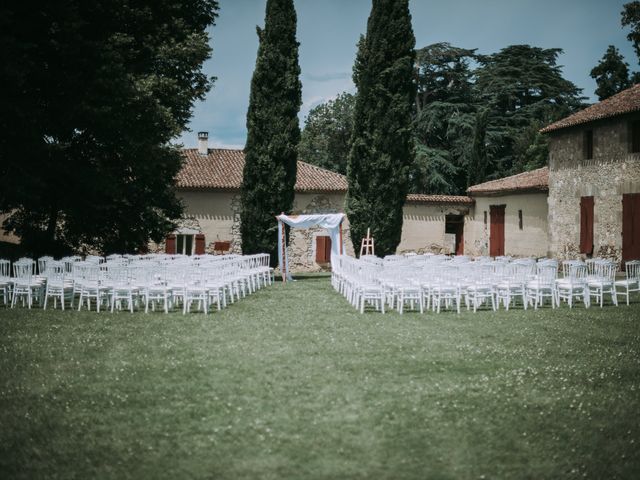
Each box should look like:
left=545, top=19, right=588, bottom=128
left=178, top=0, right=638, bottom=149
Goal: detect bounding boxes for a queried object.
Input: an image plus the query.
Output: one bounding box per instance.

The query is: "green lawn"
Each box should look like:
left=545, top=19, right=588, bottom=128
left=0, top=275, right=639, bottom=479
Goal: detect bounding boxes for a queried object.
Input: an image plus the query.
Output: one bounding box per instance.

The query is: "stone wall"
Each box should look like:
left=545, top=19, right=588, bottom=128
left=548, top=114, right=640, bottom=263
left=465, top=192, right=548, bottom=258
left=399, top=202, right=471, bottom=254
left=286, top=193, right=354, bottom=272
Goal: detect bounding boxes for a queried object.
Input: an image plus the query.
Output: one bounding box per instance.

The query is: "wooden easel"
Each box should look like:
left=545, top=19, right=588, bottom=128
left=360, top=228, right=375, bottom=256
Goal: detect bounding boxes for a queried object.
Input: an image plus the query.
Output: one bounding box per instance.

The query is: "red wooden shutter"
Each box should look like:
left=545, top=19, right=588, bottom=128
left=195, top=234, right=205, bottom=255
left=580, top=196, right=594, bottom=255
left=316, top=236, right=327, bottom=263
left=489, top=205, right=505, bottom=257
left=623, top=193, right=640, bottom=262
left=165, top=234, right=176, bottom=254
left=325, top=236, right=332, bottom=262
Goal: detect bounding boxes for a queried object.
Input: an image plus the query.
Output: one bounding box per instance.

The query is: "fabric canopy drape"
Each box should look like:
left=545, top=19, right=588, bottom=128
left=276, top=213, right=346, bottom=281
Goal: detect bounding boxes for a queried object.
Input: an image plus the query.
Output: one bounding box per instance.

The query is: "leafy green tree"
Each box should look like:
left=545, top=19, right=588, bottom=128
left=467, top=108, right=490, bottom=187
left=590, top=45, right=631, bottom=100
left=346, top=0, right=416, bottom=257
left=412, top=43, right=476, bottom=194
left=0, top=0, right=218, bottom=256
left=475, top=45, right=584, bottom=177
left=240, top=0, right=301, bottom=264
left=622, top=1, right=640, bottom=61
left=299, top=92, right=355, bottom=175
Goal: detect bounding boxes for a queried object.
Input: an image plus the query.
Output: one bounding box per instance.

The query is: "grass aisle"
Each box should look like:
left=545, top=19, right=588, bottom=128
left=0, top=275, right=639, bottom=479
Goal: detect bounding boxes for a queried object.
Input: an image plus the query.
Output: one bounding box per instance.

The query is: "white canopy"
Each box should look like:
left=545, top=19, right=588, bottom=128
left=276, top=213, right=346, bottom=281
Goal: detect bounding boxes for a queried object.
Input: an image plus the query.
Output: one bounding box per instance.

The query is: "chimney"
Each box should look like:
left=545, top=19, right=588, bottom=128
left=197, top=131, right=209, bottom=155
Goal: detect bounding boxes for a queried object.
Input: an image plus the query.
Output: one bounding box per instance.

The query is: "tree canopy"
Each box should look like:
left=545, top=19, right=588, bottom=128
left=306, top=42, right=584, bottom=197
left=346, top=0, right=416, bottom=257
left=590, top=45, right=632, bottom=100
left=299, top=93, right=355, bottom=175
left=0, top=0, right=218, bottom=256
left=411, top=43, right=476, bottom=194
left=240, top=0, right=302, bottom=265
left=475, top=45, right=584, bottom=177
left=622, top=1, right=640, bottom=62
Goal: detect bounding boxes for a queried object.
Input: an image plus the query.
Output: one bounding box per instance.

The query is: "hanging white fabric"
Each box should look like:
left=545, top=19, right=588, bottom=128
left=276, top=213, right=346, bottom=281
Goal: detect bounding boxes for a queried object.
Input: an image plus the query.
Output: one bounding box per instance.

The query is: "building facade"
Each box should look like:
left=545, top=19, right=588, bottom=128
left=542, top=84, right=640, bottom=264
left=464, top=168, right=549, bottom=258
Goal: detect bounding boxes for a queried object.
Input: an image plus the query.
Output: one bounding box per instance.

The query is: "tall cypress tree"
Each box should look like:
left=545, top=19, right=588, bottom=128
left=346, top=0, right=416, bottom=257
left=240, top=0, right=301, bottom=264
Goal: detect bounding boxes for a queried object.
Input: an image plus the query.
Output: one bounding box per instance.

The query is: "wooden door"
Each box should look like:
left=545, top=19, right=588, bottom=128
left=490, top=205, right=505, bottom=257
left=622, top=193, right=640, bottom=262
left=445, top=215, right=465, bottom=255
left=580, top=196, right=594, bottom=255
left=315, top=236, right=332, bottom=263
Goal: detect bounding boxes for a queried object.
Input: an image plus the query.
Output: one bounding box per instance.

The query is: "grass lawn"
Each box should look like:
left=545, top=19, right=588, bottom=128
left=0, top=274, right=639, bottom=479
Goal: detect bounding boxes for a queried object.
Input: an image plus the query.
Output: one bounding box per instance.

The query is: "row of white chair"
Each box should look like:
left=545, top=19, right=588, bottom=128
left=1, top=253, right=273, bottom=314
left=331, top=254, right=640, bottom=314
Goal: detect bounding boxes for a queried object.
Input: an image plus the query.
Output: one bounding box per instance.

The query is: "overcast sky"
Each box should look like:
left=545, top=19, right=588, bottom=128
left=178, top=0, right=638, bottom=149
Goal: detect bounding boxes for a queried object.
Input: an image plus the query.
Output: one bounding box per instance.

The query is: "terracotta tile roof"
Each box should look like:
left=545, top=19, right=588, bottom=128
left=541, top=84, right=640, bottom=133
left=406, top=194, right=474, bottom=205
left=177, top=148, right=347, bottom=192
left=467, top=167, right=548, bottom=195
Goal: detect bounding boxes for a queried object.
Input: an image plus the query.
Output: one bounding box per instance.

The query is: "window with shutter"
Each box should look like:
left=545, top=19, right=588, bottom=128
left=622, top=193, right=640, bottom=262
left=631, top=121, right=640, bottom=153
left=315, top=236, right=332, bottom=263
left=580, top=196, right=594, bottom=255
left=584, top=130, right=593, bottom=160
left=165, top=234, right=177, bottom=254
left=195, top=234, right=205, bottom=255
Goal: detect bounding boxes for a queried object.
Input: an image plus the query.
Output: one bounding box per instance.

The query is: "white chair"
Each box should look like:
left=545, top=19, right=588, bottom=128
left=526, top=263, right=557, bottom=309
left=464, top=263, right=496, bottom=313
left=556, top=263, right=589, bottom=309
left=183, top=269, right=208, bottom=314
left=142, top=264, right=173, bottom=313
left=495, top=263, right=528, bottom=310
left=587, top=260, right=618, bottom=308
left=107, top=264, right=138, bottom=313
left=43, top=261, right=72, bottom=310
left=395, top=279, right=424, bottom=314
left=77, top=263, right=110, bottom=312
left=431, top=266, right=462, bottom=314
left=615, top=260, right=640, bottom=306
left=11, top=260, right=41, bottom=308
left=37, top=256, right=53, bottom=275
left=0, top=259, right=11, bottom=306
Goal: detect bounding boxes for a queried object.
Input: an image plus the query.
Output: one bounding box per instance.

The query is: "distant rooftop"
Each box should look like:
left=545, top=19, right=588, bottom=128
left=406, top=194, right=473, bottom=205
left=467, top=167, right=548, bottom=195
left=177, top=148, right=347, bottom=193
left=541, top=84, right=640, bottom=134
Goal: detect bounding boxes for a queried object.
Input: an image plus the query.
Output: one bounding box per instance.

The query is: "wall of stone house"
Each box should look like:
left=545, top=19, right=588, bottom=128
left=398, top=202, right=471, bottom=254
left=547, top=115, right=640, bottom=263
left=464, top=193, right=548, bottom=258
left=0, top=213, right=20, bottom=245
left=152, top=190, right=355, bottom=271
left=148, top=190, right=240, bottom=255
left=286, top=192, right=355, bottom=272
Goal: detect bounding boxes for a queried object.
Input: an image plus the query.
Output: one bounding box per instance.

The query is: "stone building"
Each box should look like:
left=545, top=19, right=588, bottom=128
left=541, top=84, right=640, bottom=264
left=465, top=167, right=549, bottom=258
left=164, top=134, right=479, bottom=270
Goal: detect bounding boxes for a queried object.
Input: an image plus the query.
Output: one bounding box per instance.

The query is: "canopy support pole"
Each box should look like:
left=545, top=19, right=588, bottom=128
left=280, top=218, right=287, bottom=283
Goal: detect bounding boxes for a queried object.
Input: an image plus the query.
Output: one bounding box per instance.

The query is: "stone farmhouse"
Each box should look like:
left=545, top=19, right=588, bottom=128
left=165, top=135, right=550, bottom=270
left=168, top=83, right=640, bottom=270
left=542, top=83, right=640, bottom=264
left=465, top=167, right=549, bottom=258
left=160, top=133, right=477, bottom=270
